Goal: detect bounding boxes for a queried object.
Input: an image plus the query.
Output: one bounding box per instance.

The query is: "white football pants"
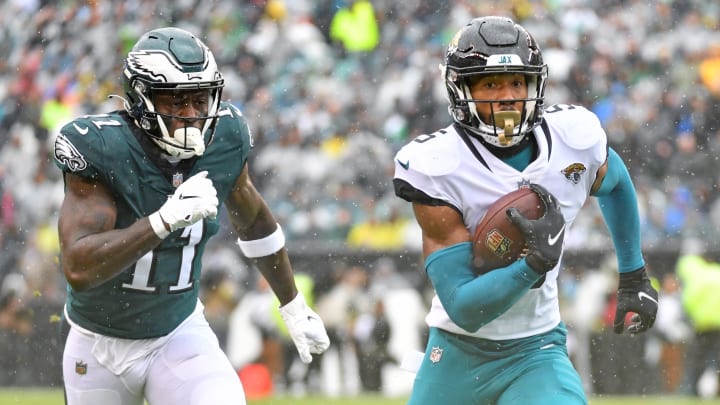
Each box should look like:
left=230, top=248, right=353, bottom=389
left=62, top=304, right=246, bottom=405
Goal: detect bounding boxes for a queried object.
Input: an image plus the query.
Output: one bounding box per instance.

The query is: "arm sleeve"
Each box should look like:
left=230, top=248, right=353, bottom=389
left=594, top=147, right=645, bottom=273
left=425, top=242, right=541, bottom=332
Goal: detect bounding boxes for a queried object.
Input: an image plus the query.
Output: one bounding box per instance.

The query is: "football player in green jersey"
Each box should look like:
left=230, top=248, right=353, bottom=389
left=53, top=27, right=330, bottom=405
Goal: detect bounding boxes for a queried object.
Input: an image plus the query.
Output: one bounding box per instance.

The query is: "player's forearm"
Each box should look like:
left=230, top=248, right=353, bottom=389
left=61, top=217, right=162, bottom=291
left=426, top=242, right=540, bottom=331
left=253, top=250, right=299, bottom=306
left=235, top=208, right=298, bottom=305
left=596, top=148, right=644, bottom=273
left=228, top=173, right=299, bottom=305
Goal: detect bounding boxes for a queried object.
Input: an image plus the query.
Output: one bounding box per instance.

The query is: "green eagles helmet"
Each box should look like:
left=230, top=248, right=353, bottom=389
left=123, top=27, right=224, bottom=159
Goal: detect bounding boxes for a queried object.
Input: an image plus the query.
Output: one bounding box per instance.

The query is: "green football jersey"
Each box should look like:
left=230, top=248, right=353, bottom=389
left=53, top=102, right=252, bottom=338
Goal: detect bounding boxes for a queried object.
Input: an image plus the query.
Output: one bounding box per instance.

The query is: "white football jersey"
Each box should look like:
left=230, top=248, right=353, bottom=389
left=394, top=104, right=607, bottom=340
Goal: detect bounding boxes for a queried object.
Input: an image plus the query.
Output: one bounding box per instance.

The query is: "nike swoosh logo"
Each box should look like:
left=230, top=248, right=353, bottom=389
left=73, top=123, right=89, bottom=135
left=397, top=159, right=410, bottom=170
left=178, top=194, right=200, bottom=200
left=638, top=291, right=658, bottom=305
left=540, top=343, right=555, bottom=350
left=547, top=224, right=565, bottom=246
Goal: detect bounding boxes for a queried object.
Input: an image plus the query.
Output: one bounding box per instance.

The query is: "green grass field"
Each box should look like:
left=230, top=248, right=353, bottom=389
left=1, top=389, right=720, bottom=405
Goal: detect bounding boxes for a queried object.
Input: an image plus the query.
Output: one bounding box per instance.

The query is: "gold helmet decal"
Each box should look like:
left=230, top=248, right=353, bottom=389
left=447, top=28, right=463, bottom=54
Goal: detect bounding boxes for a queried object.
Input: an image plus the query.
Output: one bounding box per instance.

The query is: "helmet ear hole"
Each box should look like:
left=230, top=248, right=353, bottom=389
left=129, top=101, right=145, bottom=122
left=140, top=117, right=155, bottom=131
left=453, top=108, right=467, bottom=122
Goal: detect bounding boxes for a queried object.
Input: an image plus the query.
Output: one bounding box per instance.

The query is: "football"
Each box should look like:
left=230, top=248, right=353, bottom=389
left=472, top=187, right=545, bottom=274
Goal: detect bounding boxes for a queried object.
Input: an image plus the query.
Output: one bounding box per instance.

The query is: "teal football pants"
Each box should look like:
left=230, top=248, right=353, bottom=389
left=407, top=323, right=586, bottom=405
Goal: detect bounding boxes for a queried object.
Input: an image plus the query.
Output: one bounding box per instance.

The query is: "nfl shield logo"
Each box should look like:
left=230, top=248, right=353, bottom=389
left=486, top=229, right=511, bottom=258
left=75, top=360, right=87, bottom=376
left=429, top=346, right=443, bottom=363
left=172, top=172, right=184, bottom=188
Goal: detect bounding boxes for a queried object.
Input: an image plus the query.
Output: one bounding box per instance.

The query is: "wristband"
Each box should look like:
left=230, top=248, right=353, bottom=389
left=149, top=212, right=170, bottom=239
left=237, top=224, right=285, bottom=258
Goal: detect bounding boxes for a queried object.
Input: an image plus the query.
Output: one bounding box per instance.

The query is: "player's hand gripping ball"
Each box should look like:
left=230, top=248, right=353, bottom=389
left=472, top=186, right=544, bottom=274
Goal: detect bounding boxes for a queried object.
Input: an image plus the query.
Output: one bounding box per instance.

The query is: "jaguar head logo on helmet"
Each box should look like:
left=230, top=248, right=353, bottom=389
left=441, top=16, right=548, bottom=148
left=122, top=27, right=224, bottom=159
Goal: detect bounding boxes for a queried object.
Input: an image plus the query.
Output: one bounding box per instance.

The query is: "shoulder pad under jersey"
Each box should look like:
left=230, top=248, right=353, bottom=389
left=54, top=112, right=128, bottom=177
left=395, top=130, right=461, bottom=177
left=213, top=102, right=254, bottom=149
left=542, top=104, right=606, bottom=150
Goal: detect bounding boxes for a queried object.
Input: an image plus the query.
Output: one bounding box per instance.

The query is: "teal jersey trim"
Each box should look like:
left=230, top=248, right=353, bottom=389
left=594, top=148, right=644, bottom=273
left=502, top=144, right=534, bottom=171
left=425, top=242, right=540, bottom=331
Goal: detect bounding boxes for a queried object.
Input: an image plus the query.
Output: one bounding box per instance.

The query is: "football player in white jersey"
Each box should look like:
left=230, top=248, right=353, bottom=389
left=393, top=16, right=658, bottom=404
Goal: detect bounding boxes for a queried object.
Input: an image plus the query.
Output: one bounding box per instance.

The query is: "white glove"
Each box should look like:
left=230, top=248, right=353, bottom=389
left=150, top=171, right=218, bottom=237
left=279, top=293, right=330, bottom=364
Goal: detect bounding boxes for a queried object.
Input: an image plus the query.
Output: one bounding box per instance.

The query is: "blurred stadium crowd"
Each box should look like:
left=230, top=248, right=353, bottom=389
left=1, top=0, right=720, bottom=397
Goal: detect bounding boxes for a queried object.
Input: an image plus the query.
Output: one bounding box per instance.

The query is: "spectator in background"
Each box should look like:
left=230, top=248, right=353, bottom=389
left=329, top=0, right=380, bottom=56
left=566, top=255, right=617, bottom=395
left=345, top=203, right=413, bottom=251
left=652, top=272, right=691, bottom=394
left=0, top=273, right=33, bottom=386
left=200, top=269, right=240, bottom=350
left=226, top=275, right=279, bottom=391
left=0, top=180, right=19, bottom=288
left=352, top=298, right=393, bottom=392
left=676, top=238, right=720, bottom=397
left=315, top=265, right=370, bottom=396
left=365, top=257, right=425, bottom=396
left=699, top=42, right=720, bottom=98
left=668, top=133, right=711, bottom=189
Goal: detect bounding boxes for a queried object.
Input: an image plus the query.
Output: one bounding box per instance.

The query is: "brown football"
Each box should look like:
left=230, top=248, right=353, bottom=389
left=472, top=187, right=545, bottom=274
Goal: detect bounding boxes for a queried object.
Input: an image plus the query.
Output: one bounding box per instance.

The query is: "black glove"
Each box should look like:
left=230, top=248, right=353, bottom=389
left=506, top=183, right=566, bottom=275
left=613, top=267, right=658, bottom=334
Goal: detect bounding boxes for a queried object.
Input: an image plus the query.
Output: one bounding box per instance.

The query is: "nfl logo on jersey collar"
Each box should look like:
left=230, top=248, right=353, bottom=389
left=172, top=172, right=184, bottom=187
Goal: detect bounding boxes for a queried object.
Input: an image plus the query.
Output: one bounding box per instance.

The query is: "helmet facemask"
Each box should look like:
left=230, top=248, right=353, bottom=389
left=132, top=81, right=223, bottom=159
left=123, top=27, right=224, bottom=160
